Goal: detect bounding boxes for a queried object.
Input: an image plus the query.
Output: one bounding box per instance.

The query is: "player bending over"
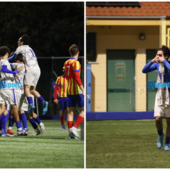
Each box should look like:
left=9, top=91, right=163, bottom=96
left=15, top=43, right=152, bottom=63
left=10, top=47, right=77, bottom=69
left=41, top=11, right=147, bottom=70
left=54, top=67, right=68, bottom=130
left=8, top=34, right=48, bottom=115
left=142, top=45, right=170, bottom=151
left=64, top=44, right=84, bottom=139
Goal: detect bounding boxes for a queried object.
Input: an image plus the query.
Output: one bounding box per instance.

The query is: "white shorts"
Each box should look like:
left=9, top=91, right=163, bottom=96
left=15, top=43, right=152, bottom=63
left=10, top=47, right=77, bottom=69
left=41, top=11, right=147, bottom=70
left=154, top=91, right=170, bottom=117
left=24, top=66, right=40, bottom=87
left=19, top=93, right=34, bottom=111
left=0, top=89, right=20, bottom=106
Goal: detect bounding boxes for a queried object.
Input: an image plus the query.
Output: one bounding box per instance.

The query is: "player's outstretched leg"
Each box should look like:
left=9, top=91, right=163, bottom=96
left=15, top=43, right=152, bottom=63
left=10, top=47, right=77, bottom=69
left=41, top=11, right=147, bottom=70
left=69, top=108, right=84, bottom=139
left=11, top=105, right=24, bottom=135
left=164, top=118, right=170, bottom=150
left=0, top=110, right=13, bottom=137
left=20, top=111, right=29, bottom=136
left=28, top=116, right=41, bottom=136
left=155, top=116, right=164, bottom=148
left=30, top=112, right=45, bottom=134
left=30, top=87, right=48, bottom=115
left=7, top=113, right=16, bottom=135
left=60, top=110, right=66, bottom=130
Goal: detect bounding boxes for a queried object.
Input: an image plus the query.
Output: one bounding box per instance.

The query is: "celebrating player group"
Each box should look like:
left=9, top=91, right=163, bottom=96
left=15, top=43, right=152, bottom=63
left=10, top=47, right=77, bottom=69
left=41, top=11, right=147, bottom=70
left=54, top=44, right=84, bottom=139
left=0, top=34, right=47, bottom=136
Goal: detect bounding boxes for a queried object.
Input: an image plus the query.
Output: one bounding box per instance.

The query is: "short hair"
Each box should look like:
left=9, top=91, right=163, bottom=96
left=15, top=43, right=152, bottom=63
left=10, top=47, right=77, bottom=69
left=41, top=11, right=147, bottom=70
left=0, top=46, right=10, bottom=57
left=69, top=44, right=79, bottom=56
left=20, top=34, right=30, bottom=45
left=15, top=53, right=24, bottom=63
left=157, top=45, right=170, bottom=58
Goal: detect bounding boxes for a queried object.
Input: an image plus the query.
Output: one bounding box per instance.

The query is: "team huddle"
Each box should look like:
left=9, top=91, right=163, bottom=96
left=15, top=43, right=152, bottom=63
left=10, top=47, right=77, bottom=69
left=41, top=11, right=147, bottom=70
left=0, top=34, right=48, bottom=136
left=54, top=44, right=84, bottom=139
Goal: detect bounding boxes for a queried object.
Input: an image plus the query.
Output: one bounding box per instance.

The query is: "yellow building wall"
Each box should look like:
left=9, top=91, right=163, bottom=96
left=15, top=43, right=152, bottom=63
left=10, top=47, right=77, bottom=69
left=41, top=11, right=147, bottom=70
left=87, top=25, right=159, bottom=112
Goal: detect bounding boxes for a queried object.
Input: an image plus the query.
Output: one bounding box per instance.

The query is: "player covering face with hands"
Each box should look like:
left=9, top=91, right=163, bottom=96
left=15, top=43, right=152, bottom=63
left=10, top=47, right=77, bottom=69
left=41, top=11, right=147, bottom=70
left=142, top=45, right=170, bottom=150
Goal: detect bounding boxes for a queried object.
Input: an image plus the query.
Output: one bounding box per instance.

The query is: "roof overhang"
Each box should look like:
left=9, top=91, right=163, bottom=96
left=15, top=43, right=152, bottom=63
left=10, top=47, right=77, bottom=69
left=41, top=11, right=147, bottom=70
left=86, top=16, right=167, bottom=20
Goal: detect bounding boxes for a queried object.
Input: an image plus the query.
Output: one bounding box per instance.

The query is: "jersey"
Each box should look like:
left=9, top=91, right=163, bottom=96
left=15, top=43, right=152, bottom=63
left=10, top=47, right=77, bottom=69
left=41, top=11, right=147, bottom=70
left=56, top=76, right=68, bottom=97
left=0, top=59, right=14, bottom=84
left=11, top=63, right=25, bottom=90
left=64, top=58, right=82, bottom=95
left=15, top=45, right=39, bottom=68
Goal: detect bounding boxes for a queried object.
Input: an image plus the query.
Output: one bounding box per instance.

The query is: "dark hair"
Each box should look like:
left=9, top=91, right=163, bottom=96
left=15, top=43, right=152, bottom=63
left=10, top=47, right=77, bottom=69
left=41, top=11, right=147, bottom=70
left=15, top=53, right=24, bottom=63
left=20, top=34, right=30, bottom=45
left=69, top=44, right=79, bottom=56
left=0, top=46, right=10, bottom=57
left=157, top=45, right=170, bottom=59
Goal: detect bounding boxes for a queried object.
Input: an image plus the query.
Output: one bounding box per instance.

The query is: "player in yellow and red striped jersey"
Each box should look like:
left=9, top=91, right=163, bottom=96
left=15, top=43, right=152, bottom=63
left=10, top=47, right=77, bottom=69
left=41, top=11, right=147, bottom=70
left=54, top=67, right=69, bottom=130
left=64, top=44, right=84, bottom=139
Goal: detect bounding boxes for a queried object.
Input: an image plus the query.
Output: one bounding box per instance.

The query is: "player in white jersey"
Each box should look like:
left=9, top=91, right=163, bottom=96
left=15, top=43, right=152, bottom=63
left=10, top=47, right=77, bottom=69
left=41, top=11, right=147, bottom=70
left=0, top=46, right=24, bottom=135
left=7, top=53, right=45, bottom=135
left=8, top=34, right=48, bottom=115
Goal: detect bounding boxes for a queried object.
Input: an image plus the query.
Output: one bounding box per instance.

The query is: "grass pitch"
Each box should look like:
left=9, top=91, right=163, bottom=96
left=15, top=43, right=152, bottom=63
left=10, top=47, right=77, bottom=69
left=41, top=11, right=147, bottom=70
left=86, top=120, right=170, bottom=168
left=0, top=120, right=84, bottom=168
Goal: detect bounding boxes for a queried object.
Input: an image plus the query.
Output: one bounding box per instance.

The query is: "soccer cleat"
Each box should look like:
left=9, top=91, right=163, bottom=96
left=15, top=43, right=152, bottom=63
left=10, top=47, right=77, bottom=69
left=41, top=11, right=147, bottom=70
left=22, top=129, right=29, bottom=136
left=17, top=129, right=25, bottom=136
left=164, top=144, right=170, bottom=151
left=7, top=129, right=16, bottom=135
left=42, top=101, right=48, bottom=115
left=27, top=104, right=35, bottom=115
left=69, top=127, right=80, bottom=139
left=31, top=128, right=41, bottom=136
left=68, top=134, right=78, bottom=139
left=39, top=122, right=45, bottom=134
left=1, top=131, right=14, bottom=137
left=61, top=125, right=66, bottom=130
left=157, top=133, right=164, bottom=148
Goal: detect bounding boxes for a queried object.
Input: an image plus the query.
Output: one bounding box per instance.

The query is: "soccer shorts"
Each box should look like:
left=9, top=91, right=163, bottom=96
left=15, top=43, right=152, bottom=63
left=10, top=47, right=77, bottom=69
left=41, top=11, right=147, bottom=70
left=68, top=94, right=84, bottom=107
left=24, top=66, right=40, bottom=87
left=154, top=92, right=170, bottom=117
left=0, top=89, right=19, bottom=106
left=58, top=97, right=69, bottom=110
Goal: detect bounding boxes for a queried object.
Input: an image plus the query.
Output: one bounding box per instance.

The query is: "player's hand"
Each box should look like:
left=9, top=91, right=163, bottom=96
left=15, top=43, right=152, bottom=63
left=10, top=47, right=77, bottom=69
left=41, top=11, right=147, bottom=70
left=158, top=55, right=165, bottom=63
left=54, top=99, right=59, bottom=104
left=15, top=74, right=19, bottom=79
left=82, top=89, right=84, bottom=96
left=17, top=66, right=24, bottom=72
left=152, top=56, right=159, bottom=63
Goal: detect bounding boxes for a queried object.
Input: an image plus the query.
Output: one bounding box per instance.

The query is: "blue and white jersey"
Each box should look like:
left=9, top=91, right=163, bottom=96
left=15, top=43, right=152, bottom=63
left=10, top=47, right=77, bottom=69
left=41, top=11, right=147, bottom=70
left=11, top=63, right=25, bottom=90
left=15, top=45, right=39, bottom=68
left=0, top=59, right=14, bottom=84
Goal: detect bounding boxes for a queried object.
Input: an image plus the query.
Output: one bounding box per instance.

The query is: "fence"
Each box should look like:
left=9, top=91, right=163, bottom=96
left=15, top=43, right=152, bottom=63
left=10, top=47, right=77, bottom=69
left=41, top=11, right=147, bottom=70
left=35, top=56, right=84, bottom=116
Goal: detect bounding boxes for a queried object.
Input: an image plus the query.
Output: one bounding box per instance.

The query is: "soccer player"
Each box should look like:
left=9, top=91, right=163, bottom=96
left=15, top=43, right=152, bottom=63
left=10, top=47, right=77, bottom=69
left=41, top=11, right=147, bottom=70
left=0, top=46, right=24, bottom=135
left=54, top=67, right=68, bottom=130
left=7, top=54, right=45, bottom=135
left=8, top=34, right=48, bottom=115
left=142, top=45, right=170, bottom=151
left=64, top=44, right=84, bottom=139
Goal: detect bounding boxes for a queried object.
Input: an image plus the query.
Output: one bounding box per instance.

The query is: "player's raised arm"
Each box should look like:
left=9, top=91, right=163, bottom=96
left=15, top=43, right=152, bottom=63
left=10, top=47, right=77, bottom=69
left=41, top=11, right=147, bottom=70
left=8, top=53, right=16, bottom=62
left=142, top=59, right=157, bottom=73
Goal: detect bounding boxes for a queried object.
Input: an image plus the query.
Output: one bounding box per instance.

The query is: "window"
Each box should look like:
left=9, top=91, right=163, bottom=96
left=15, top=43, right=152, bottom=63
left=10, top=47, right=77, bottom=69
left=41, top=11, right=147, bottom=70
left=87, top=32, right=96, bottom=62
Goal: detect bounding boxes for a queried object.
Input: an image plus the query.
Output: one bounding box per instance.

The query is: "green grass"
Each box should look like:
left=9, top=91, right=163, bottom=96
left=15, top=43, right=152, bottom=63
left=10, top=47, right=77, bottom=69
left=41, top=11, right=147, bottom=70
left=0, top=120, right=84, bottom=168
left=86, top=120, right=170, bottom=168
